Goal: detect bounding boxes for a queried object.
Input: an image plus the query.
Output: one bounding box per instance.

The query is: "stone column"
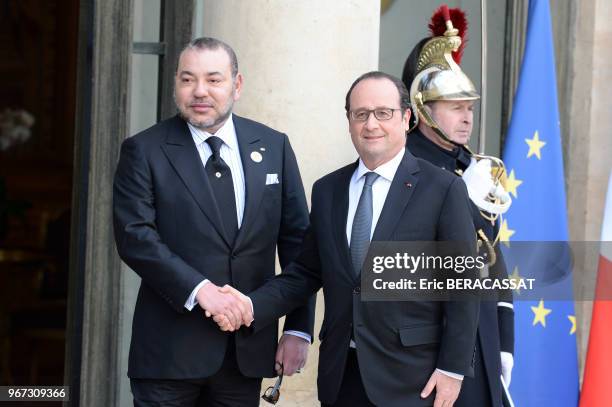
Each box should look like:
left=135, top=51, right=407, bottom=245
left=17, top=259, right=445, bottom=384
left=200, top=1, right=380, bottom=404
left=73, top=1, right=133, bottom=406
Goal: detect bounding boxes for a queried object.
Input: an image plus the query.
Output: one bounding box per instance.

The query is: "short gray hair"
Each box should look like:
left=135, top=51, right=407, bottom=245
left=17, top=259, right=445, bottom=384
left=178, top=37, right=238, bottom=78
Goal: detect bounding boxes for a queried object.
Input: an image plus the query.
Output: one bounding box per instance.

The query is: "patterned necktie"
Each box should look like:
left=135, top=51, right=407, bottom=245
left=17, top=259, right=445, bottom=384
left=205, top=136, right=238, bottom=244
left=350, top=172, right=380, bottom=276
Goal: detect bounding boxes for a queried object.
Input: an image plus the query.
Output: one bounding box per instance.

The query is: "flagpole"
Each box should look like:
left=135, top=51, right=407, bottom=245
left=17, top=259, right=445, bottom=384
left=479, top=0, right=487, bottom=154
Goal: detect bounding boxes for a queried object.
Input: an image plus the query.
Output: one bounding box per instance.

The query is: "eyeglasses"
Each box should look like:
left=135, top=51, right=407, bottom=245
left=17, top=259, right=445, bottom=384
left=261, top=362, right=284, bottom=404
left=349, top=108, right=402, bottom=122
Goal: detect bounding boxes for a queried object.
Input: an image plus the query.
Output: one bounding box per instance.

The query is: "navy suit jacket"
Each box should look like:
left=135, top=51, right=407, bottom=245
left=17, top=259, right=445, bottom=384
left=113, top=115, right=314, bottom=379
left=250, top=149, right=479, bottom=406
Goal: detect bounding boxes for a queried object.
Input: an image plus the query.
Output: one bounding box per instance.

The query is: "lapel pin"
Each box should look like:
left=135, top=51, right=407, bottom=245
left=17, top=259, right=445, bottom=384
left=215, top=172, right=222, bottom=178
left=260, top=147, right=266, bottom=151
left=250, top=151, right=263, bottom=163
left=405, top=182, right=412, bottom=188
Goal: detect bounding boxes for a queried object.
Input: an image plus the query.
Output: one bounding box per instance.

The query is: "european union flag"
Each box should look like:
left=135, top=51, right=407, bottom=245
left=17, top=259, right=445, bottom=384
left=501, top=0, right=579, bottom=405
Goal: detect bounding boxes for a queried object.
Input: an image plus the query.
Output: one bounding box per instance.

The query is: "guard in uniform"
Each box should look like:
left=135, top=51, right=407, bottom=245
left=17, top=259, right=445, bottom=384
left=402, top=5, right=514, bottom=407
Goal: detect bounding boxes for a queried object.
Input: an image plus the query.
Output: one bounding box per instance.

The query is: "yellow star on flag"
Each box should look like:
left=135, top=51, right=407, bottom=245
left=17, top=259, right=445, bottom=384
left=525, top=130, right=546, bottom=159
left=498, top=219, right=515, bottom=247
left=505, top=169, right=523, bottom=199
left=568, top=315, right=576, bottom=335
left=531, top=299, right=552, bottom=327
left=509, top=267, right=522, bottom=295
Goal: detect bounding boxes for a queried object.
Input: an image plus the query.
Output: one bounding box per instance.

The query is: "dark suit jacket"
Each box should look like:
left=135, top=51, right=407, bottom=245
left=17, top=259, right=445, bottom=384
left=250, top=149, right=479, bottom=407
left=407, top=129, right=515, bottom=407
left=113, top=115, right=314, bottom=379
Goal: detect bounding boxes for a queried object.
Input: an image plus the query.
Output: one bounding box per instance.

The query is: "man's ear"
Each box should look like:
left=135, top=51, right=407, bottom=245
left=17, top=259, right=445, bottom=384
left=404, top=107, right=411, bottom=119
left=233, top=72, right=243, bottom=100
left=402, top=108, right=411, bottom=129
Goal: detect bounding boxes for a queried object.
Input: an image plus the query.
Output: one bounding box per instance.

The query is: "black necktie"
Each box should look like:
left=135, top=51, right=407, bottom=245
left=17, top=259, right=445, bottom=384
left=205, top=136, right=238, bottom=244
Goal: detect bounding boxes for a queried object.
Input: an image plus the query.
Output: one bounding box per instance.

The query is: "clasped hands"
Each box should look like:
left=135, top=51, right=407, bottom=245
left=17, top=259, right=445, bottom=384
left=196, top=282, right=310, bottom=376
left=196, top=282, right=253, bottom=331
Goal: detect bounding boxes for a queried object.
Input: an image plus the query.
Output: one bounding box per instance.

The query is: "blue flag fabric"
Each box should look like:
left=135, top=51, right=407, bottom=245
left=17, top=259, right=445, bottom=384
left=501, top=0, right=579, bottom=405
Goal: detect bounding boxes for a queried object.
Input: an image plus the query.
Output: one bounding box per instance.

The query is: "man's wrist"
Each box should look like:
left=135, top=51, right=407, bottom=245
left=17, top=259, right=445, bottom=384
left=184, top=279, right=210, bottom=310
left=283, top=331, right=311, bottom=343
left=245, top=295, right=254, bottom=324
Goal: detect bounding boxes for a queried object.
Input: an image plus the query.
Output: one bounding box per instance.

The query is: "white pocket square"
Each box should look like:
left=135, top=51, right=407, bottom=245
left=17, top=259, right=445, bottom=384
left=266, top=173, right=279, bottom=185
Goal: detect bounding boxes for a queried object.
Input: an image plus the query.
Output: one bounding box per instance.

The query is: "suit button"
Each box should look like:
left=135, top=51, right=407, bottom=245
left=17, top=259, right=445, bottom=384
left=353, top=287, right=361, bottom=294
left=230, top=253, right=237, bottom=260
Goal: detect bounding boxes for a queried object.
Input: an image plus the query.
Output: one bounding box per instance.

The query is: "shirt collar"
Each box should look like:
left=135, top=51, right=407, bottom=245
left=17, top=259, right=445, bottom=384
left=187, top=113, right=238, bottom=151
left=355, top=148, right=405, bottom=183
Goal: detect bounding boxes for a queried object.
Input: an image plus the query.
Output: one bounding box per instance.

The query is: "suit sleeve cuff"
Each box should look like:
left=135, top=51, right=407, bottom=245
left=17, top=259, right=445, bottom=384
left=184, top=279, right=209, bottom=311
left=436, top=368, right=464, bottom=381
left=246, top=295, right=254, bottom=323
left=283, top=330, right=312, bottom=343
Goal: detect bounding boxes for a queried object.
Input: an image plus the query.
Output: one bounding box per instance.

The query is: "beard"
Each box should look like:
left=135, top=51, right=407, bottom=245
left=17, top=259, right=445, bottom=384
left=180, top=102, right=233, bottom=131
left=174, top=86, right=235, bottom=132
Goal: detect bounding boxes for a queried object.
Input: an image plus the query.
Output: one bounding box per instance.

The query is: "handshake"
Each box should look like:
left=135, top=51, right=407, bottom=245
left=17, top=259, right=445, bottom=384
left=196, top=282, right=311, bottom=378
left=196, top=282, right=254, bottom=331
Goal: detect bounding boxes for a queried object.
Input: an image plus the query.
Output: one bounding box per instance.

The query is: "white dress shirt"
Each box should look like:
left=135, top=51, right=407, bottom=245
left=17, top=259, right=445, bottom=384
left=346, top=148, right=462, bottom=380
left=188, top=113, right=246, bottom=227
left=184, top=114, right=245, bottom=310
left=182, top=115, right=310, bottom=343
left=346, top=148, right=405, bottom=243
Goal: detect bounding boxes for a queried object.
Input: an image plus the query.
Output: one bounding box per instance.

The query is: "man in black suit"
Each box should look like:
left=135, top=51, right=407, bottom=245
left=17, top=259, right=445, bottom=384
left=217, top=72, right=480, bottom=407
left=113, top=37, right=314, bottom=406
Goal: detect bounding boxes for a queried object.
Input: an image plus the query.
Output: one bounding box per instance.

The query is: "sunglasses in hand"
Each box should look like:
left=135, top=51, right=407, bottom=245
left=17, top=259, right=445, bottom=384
left=261, top=362, right=284, bottom=404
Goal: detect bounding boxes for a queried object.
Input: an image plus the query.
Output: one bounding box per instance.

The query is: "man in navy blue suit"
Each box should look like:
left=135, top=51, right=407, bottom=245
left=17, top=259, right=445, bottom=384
left=113, top=37, right=315, bottom=406
left=216, top=71, right=480, bottom=407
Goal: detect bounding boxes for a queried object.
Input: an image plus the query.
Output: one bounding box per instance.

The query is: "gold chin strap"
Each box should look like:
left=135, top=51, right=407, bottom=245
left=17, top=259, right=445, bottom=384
left=412, top=91, right=453, bottom=141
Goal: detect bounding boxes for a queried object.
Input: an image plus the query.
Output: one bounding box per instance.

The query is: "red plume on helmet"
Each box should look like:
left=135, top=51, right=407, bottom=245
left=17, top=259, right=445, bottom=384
left=427, top=4, right=468, bottom=64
